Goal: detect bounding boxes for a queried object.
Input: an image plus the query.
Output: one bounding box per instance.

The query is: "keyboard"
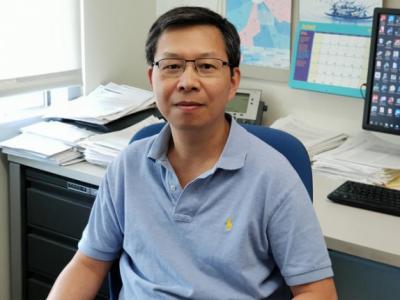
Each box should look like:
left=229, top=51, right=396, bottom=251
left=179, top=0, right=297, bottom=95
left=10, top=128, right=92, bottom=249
left=327, top=181, right=400, bottom=217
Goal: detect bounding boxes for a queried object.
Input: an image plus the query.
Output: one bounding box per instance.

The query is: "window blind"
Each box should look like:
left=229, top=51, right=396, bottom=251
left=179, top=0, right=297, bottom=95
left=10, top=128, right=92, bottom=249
left=0, top=0, right=82, bottom=96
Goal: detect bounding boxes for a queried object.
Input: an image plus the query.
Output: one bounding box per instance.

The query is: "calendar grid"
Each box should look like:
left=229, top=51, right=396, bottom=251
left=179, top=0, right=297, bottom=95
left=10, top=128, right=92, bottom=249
left=290, top=22, right=372, bottom=98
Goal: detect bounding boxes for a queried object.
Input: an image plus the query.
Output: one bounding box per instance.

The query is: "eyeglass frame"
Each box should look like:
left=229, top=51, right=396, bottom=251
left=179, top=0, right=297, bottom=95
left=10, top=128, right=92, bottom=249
left=152, top=58, right=233, bottom=77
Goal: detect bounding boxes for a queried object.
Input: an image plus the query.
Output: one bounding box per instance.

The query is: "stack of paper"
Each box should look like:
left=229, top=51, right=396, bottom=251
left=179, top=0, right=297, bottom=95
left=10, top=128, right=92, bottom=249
left=44, top=82, right=156, bottom=125
left=0, top=121, right=96, bottom=165
left=270, top=115, right=348, bottom=159
left=0, top=133, right=83, bottom=165
left=313, top=132, right=400, bottom=186
left=20, top=121, right=94, bottom=145
left=79, top=115, right=162, bottom=166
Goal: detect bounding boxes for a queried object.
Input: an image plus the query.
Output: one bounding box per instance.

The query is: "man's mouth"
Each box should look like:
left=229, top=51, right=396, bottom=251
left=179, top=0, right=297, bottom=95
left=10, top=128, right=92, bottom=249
left=175, top=101, right=204, bottom=110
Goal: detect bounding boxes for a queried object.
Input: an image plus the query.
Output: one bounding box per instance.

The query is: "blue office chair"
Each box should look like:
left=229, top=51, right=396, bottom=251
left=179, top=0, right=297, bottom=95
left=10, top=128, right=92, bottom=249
left=108, top=122, right=313, bottom=299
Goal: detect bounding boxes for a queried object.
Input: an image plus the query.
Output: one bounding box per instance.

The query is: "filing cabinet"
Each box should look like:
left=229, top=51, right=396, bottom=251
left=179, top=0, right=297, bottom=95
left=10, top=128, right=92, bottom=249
left=11, top=166, right=108, bottom=300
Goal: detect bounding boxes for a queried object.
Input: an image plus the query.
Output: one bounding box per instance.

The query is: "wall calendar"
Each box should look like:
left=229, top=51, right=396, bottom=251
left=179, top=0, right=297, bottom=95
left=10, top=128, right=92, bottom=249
left=290, top=22, right=372, bottom=98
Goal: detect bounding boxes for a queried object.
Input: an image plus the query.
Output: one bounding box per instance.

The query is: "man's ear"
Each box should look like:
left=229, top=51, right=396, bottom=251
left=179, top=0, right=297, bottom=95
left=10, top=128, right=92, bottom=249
left=147, top=66, right=154, bottom=87
left=228, top=67, right=241, bottom=101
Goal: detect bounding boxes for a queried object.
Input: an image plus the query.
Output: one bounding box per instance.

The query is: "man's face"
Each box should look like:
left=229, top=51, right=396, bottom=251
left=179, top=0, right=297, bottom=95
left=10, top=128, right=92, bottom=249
left=147, top=25, right=240, bottom=131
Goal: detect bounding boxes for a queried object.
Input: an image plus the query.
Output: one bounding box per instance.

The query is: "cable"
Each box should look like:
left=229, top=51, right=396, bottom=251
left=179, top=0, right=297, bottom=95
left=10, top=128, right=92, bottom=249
left=359, top=83, right=367, bottom=100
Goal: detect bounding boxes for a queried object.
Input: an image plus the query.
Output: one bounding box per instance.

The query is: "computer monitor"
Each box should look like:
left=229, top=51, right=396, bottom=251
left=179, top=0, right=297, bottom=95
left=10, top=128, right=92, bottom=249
left=363, top=8, right=400, bottom=135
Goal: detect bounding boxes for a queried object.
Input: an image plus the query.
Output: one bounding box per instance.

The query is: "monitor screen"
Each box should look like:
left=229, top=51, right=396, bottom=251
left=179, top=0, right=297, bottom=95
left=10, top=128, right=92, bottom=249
left=225, top=92, right=249, bottom=113
left=363, top=8, right=400, bottom=135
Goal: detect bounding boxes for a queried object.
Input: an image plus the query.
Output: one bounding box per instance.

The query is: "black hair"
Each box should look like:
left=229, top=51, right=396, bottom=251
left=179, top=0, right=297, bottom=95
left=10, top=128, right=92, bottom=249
left=145, top=6, right=241, bottom=70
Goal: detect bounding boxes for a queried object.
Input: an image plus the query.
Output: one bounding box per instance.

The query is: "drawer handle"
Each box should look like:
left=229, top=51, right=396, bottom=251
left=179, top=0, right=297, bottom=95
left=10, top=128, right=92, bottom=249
left=67, top=182, right=98, bottom=196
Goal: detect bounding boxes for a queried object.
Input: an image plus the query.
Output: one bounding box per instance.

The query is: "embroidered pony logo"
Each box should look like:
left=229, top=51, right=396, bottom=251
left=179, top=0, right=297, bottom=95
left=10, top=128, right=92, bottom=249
left=225, top=217, right=233, bottom=232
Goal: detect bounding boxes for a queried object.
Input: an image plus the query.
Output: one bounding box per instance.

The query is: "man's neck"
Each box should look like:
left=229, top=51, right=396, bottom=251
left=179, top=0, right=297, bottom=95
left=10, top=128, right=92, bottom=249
left=167, top=119, right=230, bottom=187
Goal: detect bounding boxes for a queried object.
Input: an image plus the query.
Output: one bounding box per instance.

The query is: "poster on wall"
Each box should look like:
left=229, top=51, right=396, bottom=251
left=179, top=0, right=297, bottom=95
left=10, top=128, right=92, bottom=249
left=299, top=0, right=382, bottom=25
left=226, top=0, right=292, bottom=73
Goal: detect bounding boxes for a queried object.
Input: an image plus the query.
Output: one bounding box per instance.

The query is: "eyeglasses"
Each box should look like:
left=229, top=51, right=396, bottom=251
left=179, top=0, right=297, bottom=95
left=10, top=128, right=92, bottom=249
left=153, top=58, right=231, bottom=77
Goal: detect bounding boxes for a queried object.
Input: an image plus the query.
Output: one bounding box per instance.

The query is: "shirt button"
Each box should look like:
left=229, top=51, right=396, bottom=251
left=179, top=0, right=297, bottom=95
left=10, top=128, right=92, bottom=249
left=170, top=185, right=176, bottom=192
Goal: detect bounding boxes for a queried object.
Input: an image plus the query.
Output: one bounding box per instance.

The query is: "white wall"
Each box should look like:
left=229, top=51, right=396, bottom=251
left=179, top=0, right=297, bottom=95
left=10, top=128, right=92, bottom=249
left=241, top=77, right=365, bottom=133
left=81, top=0, right=156, bottom=94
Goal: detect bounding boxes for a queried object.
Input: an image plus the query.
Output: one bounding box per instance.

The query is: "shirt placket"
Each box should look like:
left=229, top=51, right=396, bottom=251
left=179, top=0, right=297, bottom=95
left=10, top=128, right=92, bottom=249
left=166, top=170, right=182, bottom=204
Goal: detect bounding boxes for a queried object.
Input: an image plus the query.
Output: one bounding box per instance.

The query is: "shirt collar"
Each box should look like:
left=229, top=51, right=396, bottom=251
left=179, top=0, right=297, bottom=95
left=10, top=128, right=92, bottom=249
left=215, top=116, right=248, bottom=170
left=147, top=124, right=171, bottom=162
left=147, top=115, right=249, bottom=171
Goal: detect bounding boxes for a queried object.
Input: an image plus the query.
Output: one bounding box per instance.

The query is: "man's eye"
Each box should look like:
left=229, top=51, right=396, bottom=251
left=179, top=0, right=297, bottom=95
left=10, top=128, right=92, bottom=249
left=163, top=64, right=182, bottom=70
left=197, top=63, right=217, bottom=70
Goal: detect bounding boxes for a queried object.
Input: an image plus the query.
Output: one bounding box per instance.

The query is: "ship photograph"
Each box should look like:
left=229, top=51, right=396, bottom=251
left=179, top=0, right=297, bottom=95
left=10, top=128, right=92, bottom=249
left=325, top=0, right=373, bottom=20
left=300, top=0, right=381, bottom=25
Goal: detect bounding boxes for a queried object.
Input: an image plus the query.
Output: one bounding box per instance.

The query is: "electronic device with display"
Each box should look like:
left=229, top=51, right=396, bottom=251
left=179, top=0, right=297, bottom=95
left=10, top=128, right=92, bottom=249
left=225, top=88, right=267, bottom=125
left=363, top=7, right=400, bottom=135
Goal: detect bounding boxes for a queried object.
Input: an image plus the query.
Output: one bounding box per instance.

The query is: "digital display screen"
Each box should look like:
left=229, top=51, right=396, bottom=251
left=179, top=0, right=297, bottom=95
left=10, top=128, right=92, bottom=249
left=226, top=93, right=249, bottom=113
left=364, top=10, right=400, bottom=134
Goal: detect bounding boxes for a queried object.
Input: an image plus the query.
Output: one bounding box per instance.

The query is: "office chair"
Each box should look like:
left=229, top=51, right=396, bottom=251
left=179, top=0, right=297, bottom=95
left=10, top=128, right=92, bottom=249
left=108, top=122, right=313, bottom=299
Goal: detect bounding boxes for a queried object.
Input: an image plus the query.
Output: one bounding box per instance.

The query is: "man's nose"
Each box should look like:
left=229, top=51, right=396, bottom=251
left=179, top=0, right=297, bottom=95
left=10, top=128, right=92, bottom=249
left=177, top=63, right=200, bottom=91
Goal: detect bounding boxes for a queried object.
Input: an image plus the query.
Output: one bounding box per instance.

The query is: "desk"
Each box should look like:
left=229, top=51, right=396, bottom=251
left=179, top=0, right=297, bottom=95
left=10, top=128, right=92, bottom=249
left=8, top=155, right=400, bottom=299
left=314, top=175, right=400, bottom=268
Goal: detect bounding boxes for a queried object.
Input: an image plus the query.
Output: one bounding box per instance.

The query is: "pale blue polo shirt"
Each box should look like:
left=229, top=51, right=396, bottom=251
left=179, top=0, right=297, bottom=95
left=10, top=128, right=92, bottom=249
left=79, top=118, right=333, bottom=299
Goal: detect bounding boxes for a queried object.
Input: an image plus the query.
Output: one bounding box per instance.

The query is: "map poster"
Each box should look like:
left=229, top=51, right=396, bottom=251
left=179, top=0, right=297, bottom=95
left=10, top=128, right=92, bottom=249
left=226, top=0, right=292, bottom=70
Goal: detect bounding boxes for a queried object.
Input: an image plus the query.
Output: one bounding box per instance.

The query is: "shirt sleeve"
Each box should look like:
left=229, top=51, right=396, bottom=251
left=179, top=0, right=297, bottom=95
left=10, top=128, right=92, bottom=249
left=78, top=168, right=124, bottom=261
left=267, top=180, right=333, bottom=286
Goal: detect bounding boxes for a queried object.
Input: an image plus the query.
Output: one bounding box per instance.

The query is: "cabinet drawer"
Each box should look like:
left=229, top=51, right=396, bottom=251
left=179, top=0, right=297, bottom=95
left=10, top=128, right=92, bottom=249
left=28, top=234, right=76, bottom=278
left=27, top=278, right=51, bottom=300
left=27, top=188, right=92, bottom=240
left=27, top=234, right=109, bottom=297
left=27, top=277, right=108, bottom=300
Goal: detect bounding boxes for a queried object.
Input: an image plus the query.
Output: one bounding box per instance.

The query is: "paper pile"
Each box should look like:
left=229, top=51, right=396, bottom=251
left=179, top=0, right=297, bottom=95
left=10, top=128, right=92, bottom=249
left=0, top=120, right=93, bottom=165
left=313, top=132, right=400, bottom=186
left=270, top=115, right=348, bottom=159
left=20, top=121, right=94, bottom=145
left=44, top=82, right=155, bottom=125
left=1, top=82, right=160, bottom=166
left=79, top=115, right=162, bottom=166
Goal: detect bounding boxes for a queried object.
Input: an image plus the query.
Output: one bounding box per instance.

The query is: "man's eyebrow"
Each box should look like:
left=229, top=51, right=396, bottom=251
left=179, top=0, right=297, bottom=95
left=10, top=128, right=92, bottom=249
left=197, top=52, right=220, bottom=58
left=158, top=52, right=221, bottom=58
left=159, top=52, right=180, bottom=58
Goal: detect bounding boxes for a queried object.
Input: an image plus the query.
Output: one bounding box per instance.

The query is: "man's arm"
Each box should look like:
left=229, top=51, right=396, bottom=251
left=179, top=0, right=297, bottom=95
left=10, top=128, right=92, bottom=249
left=290, top=277, right=338, bottom=300
left=47, top=250, right=113, bottom=300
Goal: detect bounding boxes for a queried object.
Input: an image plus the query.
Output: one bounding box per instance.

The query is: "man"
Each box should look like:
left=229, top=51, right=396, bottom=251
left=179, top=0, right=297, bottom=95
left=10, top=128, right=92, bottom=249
left=48, top=7, right=337, bottom=299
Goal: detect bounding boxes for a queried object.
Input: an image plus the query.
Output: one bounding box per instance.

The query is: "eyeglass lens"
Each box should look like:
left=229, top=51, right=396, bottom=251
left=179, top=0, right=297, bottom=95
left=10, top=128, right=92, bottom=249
left=156, top=58, right=228, bottom=77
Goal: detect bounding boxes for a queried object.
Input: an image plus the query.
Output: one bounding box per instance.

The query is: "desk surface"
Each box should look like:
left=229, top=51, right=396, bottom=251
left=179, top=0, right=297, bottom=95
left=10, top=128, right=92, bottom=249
left=8, top=155, right=400, bottom=268
left=314, top=174, right=400, bottom=268
left=8, top=155, right=105, bottom=186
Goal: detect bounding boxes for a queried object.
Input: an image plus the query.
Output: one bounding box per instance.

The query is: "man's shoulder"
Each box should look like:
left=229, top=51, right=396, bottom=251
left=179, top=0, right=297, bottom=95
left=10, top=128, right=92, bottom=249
left=235, top=126, right=303, bottom=189
left=125, top=135, right=155, bottom=155
left=239, top=127, right=291, bottom=167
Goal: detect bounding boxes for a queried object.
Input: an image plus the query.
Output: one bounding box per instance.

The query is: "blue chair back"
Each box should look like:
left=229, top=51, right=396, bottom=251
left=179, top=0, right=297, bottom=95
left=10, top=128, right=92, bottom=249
left=109, top=122, right=313, bottom=299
